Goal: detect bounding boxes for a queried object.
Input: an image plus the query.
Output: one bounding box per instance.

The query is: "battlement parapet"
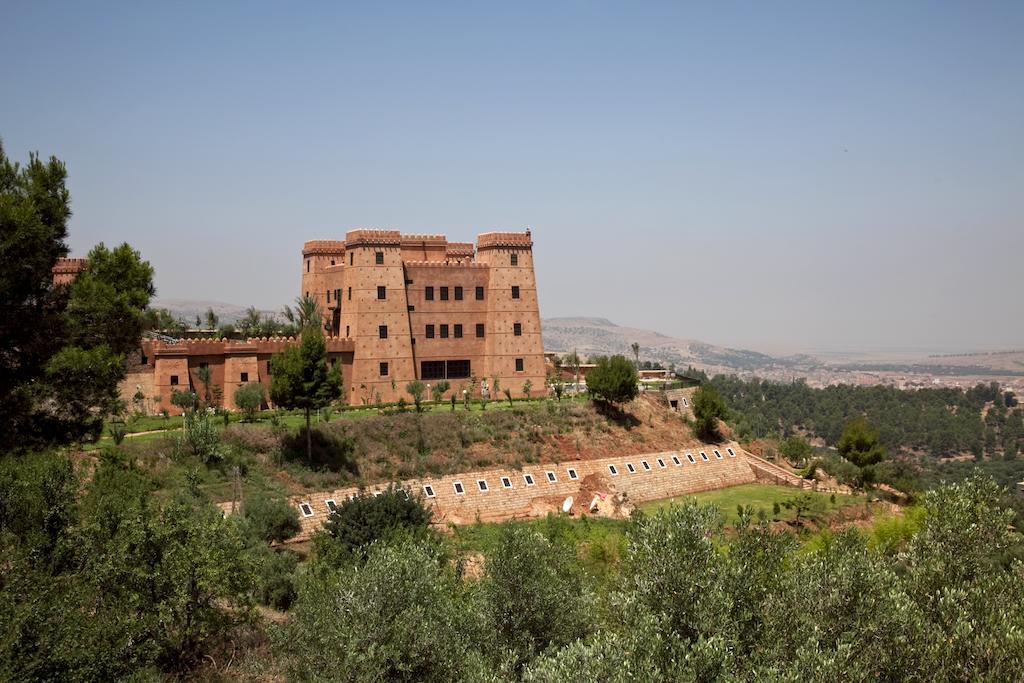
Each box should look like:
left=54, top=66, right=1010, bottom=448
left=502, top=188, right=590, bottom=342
left=400, top=234, right=447, bottom=243
left=345, top=229, right=402, bottom=247
left=403, top=260, right=490, bottom=269
left=476, top=231, right=533, bottom=249
left=445, top=242, right=475, bottom=257
left=52, top=257, right=89, bottom=273
left=302, top=240, right=346, bottom=255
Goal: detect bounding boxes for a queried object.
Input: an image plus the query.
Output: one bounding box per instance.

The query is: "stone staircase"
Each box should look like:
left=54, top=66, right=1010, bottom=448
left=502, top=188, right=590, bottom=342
left=743, top=451, right=811, bottom=489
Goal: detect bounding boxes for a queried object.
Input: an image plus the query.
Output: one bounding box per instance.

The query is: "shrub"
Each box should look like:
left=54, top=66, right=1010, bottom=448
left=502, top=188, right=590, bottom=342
left=183, top=410, right=221, bottom=463
left=243, top=491, right=301, bottom=544
left=257, top=547, right=300, bottom=610
left=313, top=485, right=433, bottom=565
left=691, top=384, right=728, bottom=441
left=234, top=382, right=264, bottom=422
left=109, top=421, right=127, bottom=445
left=586, top=355, right=639, bottom=405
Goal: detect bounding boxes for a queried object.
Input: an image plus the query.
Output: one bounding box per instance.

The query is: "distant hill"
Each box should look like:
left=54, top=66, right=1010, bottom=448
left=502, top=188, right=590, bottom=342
left=152, top=299, right=280, bottom=325
left=541, top=316, right=809, bottom=374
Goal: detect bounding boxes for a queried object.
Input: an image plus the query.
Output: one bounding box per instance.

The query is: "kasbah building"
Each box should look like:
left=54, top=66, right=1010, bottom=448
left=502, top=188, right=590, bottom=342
left=107, top=229, right=546, bottom=415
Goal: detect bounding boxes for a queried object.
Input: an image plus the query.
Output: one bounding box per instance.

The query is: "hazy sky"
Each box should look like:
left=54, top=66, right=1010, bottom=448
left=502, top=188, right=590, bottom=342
left=3, top=2, right=1022, bottom=354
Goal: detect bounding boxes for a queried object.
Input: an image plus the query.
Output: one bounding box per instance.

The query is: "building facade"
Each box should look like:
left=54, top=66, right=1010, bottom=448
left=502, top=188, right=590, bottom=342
left=301, top=229, right=546, bottom=405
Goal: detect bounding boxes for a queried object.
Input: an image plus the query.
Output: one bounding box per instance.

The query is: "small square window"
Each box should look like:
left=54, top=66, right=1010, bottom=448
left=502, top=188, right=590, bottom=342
left=379, top=362, right=389, bottom=376
left=475, top=286, right=484, bottom=300
left=682, top=398, right=689, bottom=406
left=511, top=253, right=518, bottom=266
left=408, top=305, right=415, bottom=312
left=511, top=285, right=520, bottom=299
left=514, top=322, right=522, bottom=336
left=379, top=325, right=388, bottom=339
left=608, top=464, right=619, bottom=475
left=375, top=251, right=384, bottom=264
left=300, top=503, right=313, bottom=518
left=377, top=286, right=386, bottom=300
left=567, top=468, right=578, bottom=480
left=515, top=358, right=524, bottom=372
left=545, top=471, right=557, bottom=483
left=671, top=455, right=682, bottom=466
left=686, top=453, right=696, bottom=464
left=700, top=451, right=709, bottom=461
left=326, top=499, right=337, bottom=512
left=727, top=447, right=736, bottom=457
left=454, top=286, right=463, bottom=300
left=170, top=375, right=179, bottom=386
left=454, top=481, right=465, bottom=495
left=524, top=474, right=535, bottom=486
left=240, top=372, right=249, bottom=382
left=424, top=485, right=436, bottom=498
left=477, top=479, right=489, bottom=492
left=501, top=476, right=513, bottom=489
left=440, top=324, right=449, bottom=339
left=425, top=286, right=434, bottom=300
left=454, top=324, right=463, bottom=338
left=641, top=460, right=651, bottom=471
left=440, top=286, right=449, bottom=301
left=373, top=491, right=383, bottom=497
left=426, top=324, right=435, bottom=338
left=714, top=450, right=723, bottom=460
left=476, top=323, right=485, bottom=338
left=626, top=463, right=636, bottom=473
left=656, top=458, right=666, bottom=468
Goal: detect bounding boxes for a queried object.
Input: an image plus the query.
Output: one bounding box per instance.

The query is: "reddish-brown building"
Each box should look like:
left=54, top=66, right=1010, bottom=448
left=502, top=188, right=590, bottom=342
left=121, top=229, right=546, bottom=415
left=301, top=229, right=546, bottom=405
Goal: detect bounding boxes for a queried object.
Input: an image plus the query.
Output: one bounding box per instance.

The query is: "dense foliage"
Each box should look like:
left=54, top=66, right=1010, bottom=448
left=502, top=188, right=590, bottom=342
left=586, top=354, right=640, bottom=405
left=713, top=376, right=1022, bottom=458
left=314, top=486, right=433, bottom=564
left=691, top=383, right=729, bottom=441
left=0, top=144, right=154, bottom=451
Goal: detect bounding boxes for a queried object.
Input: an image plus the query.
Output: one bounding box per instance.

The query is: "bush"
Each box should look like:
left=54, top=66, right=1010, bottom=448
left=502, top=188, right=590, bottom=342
left=234, top=382, right=265, bottom=422
left=257, top=547, right=300, bottom=610
left=691, top=384, right=728, bottom=441
left=586, top=355, right=639, bottom=405
left=108, top=420, right=127, bottom=445
left=183, top=410, right=221, bottom=463
left=313, top=485, right=433, bottom=565
left=243, top=491, right=301, bottom=544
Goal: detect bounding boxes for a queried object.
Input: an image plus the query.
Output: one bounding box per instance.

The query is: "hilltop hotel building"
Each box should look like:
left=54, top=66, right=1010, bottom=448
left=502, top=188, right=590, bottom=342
left=119, top=229, right=545, bottom=414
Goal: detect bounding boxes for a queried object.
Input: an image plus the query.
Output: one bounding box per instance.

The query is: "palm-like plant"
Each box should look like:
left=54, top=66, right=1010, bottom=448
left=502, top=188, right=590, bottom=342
left=282, top=295, right=324, bottom=332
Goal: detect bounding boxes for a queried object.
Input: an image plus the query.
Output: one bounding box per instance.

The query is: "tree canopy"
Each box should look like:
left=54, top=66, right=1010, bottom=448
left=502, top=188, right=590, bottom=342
left=692, top=383, right=728, bottom=441
left=586, top=355, right=639, bottom=405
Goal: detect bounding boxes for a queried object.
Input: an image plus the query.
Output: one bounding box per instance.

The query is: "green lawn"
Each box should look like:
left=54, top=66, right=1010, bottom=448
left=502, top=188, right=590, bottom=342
left=641, top=483, right=864, bottom=524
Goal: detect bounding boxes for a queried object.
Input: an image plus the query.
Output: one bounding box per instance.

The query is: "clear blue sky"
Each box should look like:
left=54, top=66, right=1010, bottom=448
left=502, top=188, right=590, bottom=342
left=3, top=2, right=1021, bottom=353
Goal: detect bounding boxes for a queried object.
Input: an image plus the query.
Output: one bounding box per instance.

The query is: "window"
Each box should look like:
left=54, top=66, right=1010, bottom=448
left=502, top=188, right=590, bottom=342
left=422, top=361, right=446, bottom=380
left=306, top=259, right=310, bottom=272
left=440, top=286, right=449, bottom=301
left=327, top=289, right=331, bottom=303
left=300, top=503, right=313, bottom=518
left=426, top=324, right=435, bottom=339
left=373, top=491, right=383, bottom=497
left=686, top=453, right=696, bottom=464
left=700, top=451, right=709, bottom=461
left=608, top=464, right=619, bottom=475
left=501, top=476, right=513, bottom=489
left=408, top=305, right=415, bottom=312
left=671, top=455, right=682, bottom=466
left=545, top=471, right=557, bottom=483
left=626, top=463, right=636, bottom=473
left=170, top=375, right=179, bottom=386
left=511, top=253, right=518, bottom=266
left=240, top=372, right=249, bottom=382
left=379, top=362, right=389, bottom=376
left=514, top=322, right=522, bottom=336
left=454, top=286, right=463, bottom=300
left=425, top=286, right=434, bottom=300
left=330, top=260, right=335, bottom=266
left=453, top=481, right=465, bottom=495
left=199, top=362, right=208, bottom=370
left=423, top=485, right=436, bottom=498
left=682, top=398, right=689, bottom=406
left=477, top=479, right=489, bottom=492
left=375, top=251, right=384, bottom=264
left=326, top=499, right=337, bottom=512
left=345, top=325, right=350, bottom=337
left=348, top=287, right=352, bottom=300
left=515, top=358, right=524, bottom=372
left=511, top=285, right=520, bottom=299
left=641, top=460, right=651, bottom=471
left=454, top=324, right=463, bottom=338
left=377, top=286, right=386, bottom=300
left=524, top=474, right=535, bottom=486
left=476, top=323, right=485, bottom=338
left=379, top=325, right=388, bottom=339
left=567, top=468, right=578, bottom=480
left=475, top=286, right=484, bottom=300
left=440, top=324, right=449, bottom=339
left=727, top=447, right=736, bottom=457
left=446, top=359, right=471, bottom=378
left=656, top=458, right=666, bottom=468
left=714, top=450, right=723, bottom=460
left=349, top=252, right=353, bottom=265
